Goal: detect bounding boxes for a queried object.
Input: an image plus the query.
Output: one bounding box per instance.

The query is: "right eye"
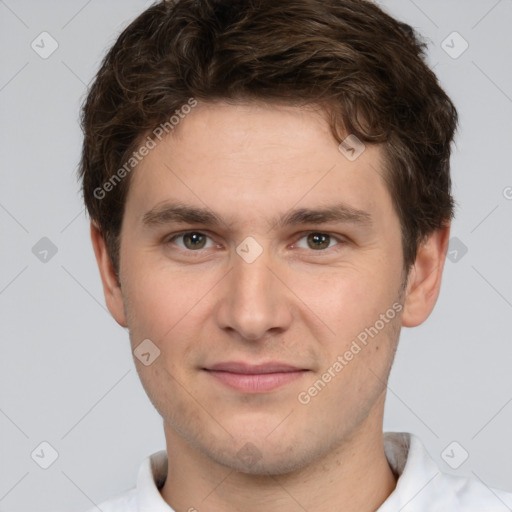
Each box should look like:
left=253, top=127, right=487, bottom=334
left=166, top=231, right=216, bottom=251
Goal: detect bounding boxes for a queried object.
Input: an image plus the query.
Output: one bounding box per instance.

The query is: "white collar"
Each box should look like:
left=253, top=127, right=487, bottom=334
left=128, top=432, right=512, bottom=511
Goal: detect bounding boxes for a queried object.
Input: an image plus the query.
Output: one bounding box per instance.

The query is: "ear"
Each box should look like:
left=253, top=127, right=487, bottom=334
left=90, top=222, right=128, bottom=328
left=401, top=224, right=451, bottom=328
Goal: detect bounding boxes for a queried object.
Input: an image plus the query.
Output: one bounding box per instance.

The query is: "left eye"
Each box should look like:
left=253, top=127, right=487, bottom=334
left=294, top=233, right=342, bottom=251
left=169, top=232, right=215, bottom=250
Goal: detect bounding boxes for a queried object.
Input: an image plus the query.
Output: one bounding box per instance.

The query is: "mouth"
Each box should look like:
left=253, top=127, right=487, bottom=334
left=203, top=361, right=310, bottom=393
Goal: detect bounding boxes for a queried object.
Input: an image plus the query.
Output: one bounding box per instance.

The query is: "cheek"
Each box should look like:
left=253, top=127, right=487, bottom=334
left=121, top=252, right=215, bottom=340
left=301, top=312, right=400, bottom=405
left=287, top=261, right=400, bottom=342
left=134, top=351, right=207, bottom=437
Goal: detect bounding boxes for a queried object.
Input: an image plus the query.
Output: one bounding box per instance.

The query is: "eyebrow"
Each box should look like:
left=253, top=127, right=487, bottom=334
left=142, top=202, right=372, bottom=230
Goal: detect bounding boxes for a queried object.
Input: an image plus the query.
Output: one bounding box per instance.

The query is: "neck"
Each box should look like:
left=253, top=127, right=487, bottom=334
left=160, top=406, right=397, bottom=511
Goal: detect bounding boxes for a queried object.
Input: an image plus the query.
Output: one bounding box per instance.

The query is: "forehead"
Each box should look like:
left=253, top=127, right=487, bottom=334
left=167, top=101, right=348, bottom=166
left=124, top=101, right=393, bottom=228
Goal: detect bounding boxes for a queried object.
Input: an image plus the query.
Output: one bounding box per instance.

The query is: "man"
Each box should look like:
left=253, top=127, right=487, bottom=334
left=80, top=0, right=512, bottom=510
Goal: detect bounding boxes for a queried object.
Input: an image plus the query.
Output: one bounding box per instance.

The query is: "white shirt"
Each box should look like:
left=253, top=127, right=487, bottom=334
left=86, top=432, right=512, bottom=511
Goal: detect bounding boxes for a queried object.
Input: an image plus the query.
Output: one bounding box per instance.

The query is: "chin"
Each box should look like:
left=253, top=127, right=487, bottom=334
left=200, top=436, right=324, bottom=476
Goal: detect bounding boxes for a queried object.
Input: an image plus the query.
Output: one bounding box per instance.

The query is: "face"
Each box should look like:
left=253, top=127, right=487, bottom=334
left=113, top=102, right=408, bottom=474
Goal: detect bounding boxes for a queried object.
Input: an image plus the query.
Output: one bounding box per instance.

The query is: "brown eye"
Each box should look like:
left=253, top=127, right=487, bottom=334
left=182, top=232, right=207, bottom=250
left=169, top=232, right=213, bottom=251
left=306, top=233, right=331, bottom=250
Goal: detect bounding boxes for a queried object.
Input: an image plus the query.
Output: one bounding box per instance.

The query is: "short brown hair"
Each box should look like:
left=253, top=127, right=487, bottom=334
left=79, top=0, right=458, bottom=275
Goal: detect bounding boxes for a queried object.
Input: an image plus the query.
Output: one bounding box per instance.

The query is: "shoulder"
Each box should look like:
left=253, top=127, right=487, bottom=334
left=426, top=470, right=512, bottom=511
left=381, top=432, right=512, bottom=511
left=83, top=450, right=170, bottom=512
left=84, top=488, right=138, bottom=512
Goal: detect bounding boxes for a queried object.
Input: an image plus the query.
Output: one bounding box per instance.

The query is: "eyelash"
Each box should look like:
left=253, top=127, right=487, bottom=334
left=165, top=231, right=347, bottom=255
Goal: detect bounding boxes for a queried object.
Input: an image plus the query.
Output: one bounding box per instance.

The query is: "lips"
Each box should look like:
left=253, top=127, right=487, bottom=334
left=207, top=361, right=304, bottom=374
left=204, top=361, right=309, bottom=392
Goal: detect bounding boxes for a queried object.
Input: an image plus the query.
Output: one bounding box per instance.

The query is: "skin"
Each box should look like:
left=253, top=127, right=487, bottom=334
left=91, top=101, right=450, bottom=512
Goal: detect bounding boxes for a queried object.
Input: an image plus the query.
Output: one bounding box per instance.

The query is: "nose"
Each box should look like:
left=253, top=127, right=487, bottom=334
left=214, top=247, right=293, bottom=341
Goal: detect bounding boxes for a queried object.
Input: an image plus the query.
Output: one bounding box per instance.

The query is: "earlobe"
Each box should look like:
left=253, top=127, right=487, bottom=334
left=90, top=222, right=128, bottom=328
left=401, top=225, right=451, bottom=328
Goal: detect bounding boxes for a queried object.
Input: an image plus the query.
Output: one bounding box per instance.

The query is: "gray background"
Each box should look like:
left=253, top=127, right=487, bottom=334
left=0, top=0, right=511, bottom=510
